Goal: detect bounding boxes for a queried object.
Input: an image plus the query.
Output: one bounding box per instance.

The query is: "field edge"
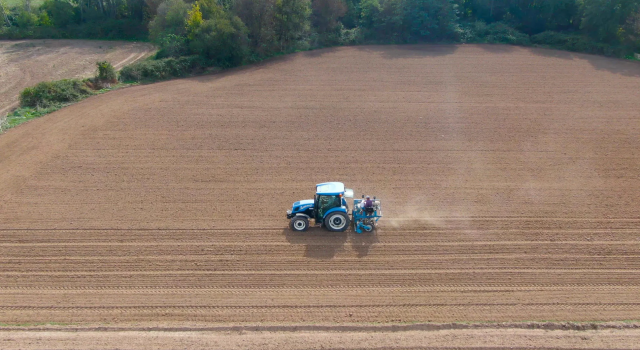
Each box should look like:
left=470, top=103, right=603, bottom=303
left=1, top=321, right=640, bottom=332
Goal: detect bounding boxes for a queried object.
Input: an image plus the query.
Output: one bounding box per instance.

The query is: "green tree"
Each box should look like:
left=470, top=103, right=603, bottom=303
left=622, top=10, right=640, bottom=48
left=274, top=0, right=312, bottom=50
left=312, top=0, right=347, bottom=45
left=581, top=0, right=640, bottom=43
left=188, top=3, right=249, bottom=67
left=312, top=0, right=347, bottom=34
left=185, top=2, right=203, bottom=39
left=360, top=0, right=458, bottom=42
left=218, top=0, right=235, bottom=10
left=38, top=11, right=53, bottom=26
left=148, top=0, right=190, bottom=41
left=198, top=0, right=225, bottom=19
left=0, top=0, right=11, bottom=27
left=401, top=0, right=459, bottom=41
left=459, top=0, right=509, bottom=22
left=358, top=0, right=380, bottom=32
left=507, top=0, right=580, bottom=34
left=156, top=33, right=188, bottom=57
left=235, top=0, right=278, bottom=55
left=40, top=0, right=78, bottom=28
left=339, top=0, right=360, bottom=28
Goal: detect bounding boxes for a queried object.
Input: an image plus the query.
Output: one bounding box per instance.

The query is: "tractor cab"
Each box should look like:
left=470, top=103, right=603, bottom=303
left=287, top=182, right=353, bottom=232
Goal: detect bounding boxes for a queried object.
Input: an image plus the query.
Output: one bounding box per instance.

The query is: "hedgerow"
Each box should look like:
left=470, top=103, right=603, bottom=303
left=118, top=56, right=205, bottom=82
left=19, top=79, right=95, bottom=108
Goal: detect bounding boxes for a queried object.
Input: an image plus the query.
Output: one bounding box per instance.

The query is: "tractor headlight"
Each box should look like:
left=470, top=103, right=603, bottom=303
left=287, top=210, right=292, bottom=215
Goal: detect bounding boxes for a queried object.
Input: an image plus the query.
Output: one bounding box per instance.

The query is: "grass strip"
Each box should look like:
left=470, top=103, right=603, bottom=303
left=0, top=83, right=135, bottom=133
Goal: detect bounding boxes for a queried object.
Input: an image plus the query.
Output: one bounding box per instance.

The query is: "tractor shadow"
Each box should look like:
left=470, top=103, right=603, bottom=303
left=349, top=230, right=379, bottom=258
left=283, top=227, right=348, bottom=260
left=283, top=228, right=378, bottom=259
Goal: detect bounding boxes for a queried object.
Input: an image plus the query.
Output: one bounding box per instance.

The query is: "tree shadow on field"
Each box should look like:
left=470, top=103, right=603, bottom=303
left=526, top=46, right=640, bottom=78
left=299, top=47, right=343, bottom=58
left=354, top=44, right=459, bottom=60
left=475, top=43, right=519, bottom=54
left=191, top=47, right=338, bottom=85
left=191, top=44, right=458, bottom=86
left=283, top=228, right=348, bottom=259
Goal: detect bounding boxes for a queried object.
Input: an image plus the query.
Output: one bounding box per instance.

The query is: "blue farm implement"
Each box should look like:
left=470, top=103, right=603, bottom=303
left=352, top=196, right=382, bottom=233
left=286, top=182, right=382, bottom=233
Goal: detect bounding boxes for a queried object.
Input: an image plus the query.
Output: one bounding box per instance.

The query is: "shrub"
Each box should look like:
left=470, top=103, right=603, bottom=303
left=16, top=10, right=38, bottom=28
left=38, top=12, right=53, bottom=27
left=339, top=26, right=363, bottom=45
left=463, top=21, right=531, bottom=45
left=19, top=79, right=95, bottom=108
left=96, top=61, right=117, bottom=83
left=156, top=34, right=188, bottom=58
left=118, top=56, right=205, bottom=82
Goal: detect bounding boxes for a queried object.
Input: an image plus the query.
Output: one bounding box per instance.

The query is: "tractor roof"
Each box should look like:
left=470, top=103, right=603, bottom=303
left=316, top=182, right=345, bottom=195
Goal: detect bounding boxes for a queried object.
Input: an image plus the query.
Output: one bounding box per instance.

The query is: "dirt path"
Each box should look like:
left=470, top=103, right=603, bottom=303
left=0, top=39, right=155, bottom=115
left=2, top=324, right=640, bottom=349
left=0, top=45, right=639, bottom=327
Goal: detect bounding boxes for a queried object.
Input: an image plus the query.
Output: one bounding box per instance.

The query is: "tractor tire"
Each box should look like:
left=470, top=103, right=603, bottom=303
left=324, top=212, right=350, bottom=232
left=290, top=216, right=310, bottom=231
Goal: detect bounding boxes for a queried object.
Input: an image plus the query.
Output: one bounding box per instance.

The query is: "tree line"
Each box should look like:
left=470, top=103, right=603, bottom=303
left=2, top=0, right=640, bottom=69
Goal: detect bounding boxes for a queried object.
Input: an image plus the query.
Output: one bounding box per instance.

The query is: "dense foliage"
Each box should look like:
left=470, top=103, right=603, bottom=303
left=19, top=79, right=95, bottom=107
left=18, top=61, right=118, bottom=109
left=1, top=0, right=148, bottom=39
left=96, top=60, right=117, bottom=82
left=2, top=0, right=640, bottom=79
left=119, top=55, right=205, bottom=81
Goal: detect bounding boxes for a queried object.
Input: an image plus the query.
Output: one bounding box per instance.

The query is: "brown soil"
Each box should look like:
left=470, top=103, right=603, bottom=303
left=2, top=326, right=640, bottom=349
left=0, top=45, right=639, bottom=329
left=0, top=39, right=155, bottom=115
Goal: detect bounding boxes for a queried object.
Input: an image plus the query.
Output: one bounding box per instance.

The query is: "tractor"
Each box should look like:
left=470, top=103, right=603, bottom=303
left=286, top=182, right=382, bottom=233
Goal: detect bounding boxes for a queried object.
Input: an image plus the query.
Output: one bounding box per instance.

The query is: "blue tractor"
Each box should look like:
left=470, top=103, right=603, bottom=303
left=286, top=182, right=382, bottom=233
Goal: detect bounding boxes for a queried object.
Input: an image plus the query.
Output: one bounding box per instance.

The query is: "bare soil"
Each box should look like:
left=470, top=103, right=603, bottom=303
left=0, top=45, right=639, bottom=347
left=2, top=325, right=640, bottom=349
left=0, top=39, right=155, bottom=115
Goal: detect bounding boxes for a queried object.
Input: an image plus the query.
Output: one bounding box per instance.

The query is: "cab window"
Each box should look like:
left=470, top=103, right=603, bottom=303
left=316, top=195, right=341, bottom=218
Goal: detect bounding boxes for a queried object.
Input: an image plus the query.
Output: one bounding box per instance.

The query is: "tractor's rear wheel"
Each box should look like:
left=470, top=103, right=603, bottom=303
left=290, top=216, right=309, bottom=231
left=324, top=212, right=350, bottom=232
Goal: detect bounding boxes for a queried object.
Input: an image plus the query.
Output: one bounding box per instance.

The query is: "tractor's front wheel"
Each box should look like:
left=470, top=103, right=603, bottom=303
left=290, top=216, right=310, bottom=231
left=324, top=212, right=350, bottom=232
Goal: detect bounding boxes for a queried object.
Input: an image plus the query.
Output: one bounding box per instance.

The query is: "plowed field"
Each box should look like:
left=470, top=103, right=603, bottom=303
left=1, top=45, right=639, bottom=326
left=0, top=39, right=155, bottom=116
